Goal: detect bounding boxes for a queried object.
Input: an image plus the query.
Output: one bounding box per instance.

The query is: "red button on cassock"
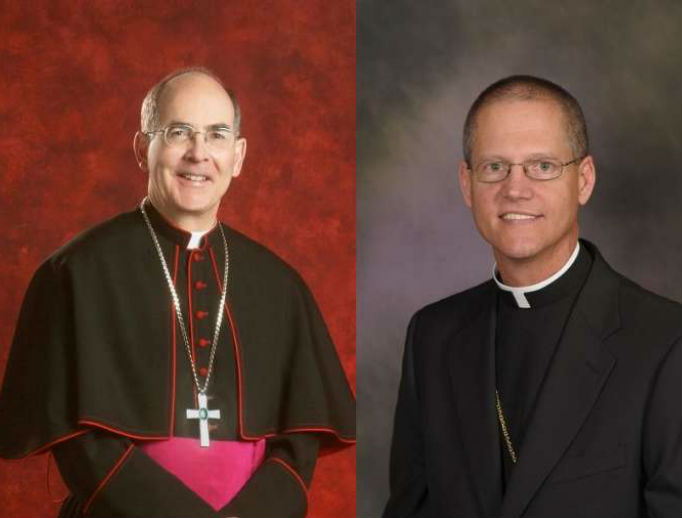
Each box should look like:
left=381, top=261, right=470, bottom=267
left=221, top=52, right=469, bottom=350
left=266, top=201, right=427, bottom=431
left=195, top=281, right=207, bottom=290
left=195, top=310, right=208, bottom=320
left=198, top=338, right=211, bottom=348
left=193, top=252, right=205, bottom=262
left=199, top=367, right=208, bottom=377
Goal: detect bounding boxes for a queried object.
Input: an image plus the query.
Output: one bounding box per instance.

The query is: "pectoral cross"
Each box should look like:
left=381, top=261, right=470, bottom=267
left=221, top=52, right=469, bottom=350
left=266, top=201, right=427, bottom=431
left=186, top=392, right=221, bottom=447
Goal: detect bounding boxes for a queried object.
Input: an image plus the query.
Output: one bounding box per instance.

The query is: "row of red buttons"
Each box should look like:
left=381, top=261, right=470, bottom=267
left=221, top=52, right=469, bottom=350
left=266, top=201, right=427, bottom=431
left=192, top=251, right=210, bottom=377
left=196, top=337, right=210, bottom=377
left=195, top=308, right=210, bottom=376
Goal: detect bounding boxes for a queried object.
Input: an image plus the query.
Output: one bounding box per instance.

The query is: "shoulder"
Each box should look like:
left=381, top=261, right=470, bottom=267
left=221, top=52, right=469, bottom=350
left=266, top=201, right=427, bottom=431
left=615, top=271, right=681, bottom=342
left=587, top=243, right=681, bottom=358
left=45, top=209, right=144, bottom=270
left=20, top=210, right=144, bottom=299
left=409, top=279, right=494, bottom=338
left=618, top=272, right=681, bottom=316
left=221, top=224, right=312, bottom=295
left=587, top=240, right=681, bottom=335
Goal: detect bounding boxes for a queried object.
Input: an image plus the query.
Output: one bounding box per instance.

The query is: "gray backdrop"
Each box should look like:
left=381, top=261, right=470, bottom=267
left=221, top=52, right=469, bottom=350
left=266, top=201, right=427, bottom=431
left=357, top=1, right=681, bottom=516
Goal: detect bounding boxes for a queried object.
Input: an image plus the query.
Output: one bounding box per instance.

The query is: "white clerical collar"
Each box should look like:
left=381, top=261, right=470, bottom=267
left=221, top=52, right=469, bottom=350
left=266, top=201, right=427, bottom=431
left=492, top=242, right=581, bottom=309
left=187, top=230, right=209, bottom=250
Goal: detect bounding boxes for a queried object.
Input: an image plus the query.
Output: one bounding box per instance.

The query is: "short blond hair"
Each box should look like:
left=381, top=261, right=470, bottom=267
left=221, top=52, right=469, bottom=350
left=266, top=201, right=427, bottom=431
left=463, top=75, right=587, bottom=165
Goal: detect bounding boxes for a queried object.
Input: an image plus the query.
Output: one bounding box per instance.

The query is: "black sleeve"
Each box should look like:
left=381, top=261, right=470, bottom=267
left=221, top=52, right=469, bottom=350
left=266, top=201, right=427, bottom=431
left=219, top=433, right=319, bottom=518
left=52, top=431, right=222, bottom=518
left=383, top=315, right=429, bottom=518
left=643, top=338, right=682, bottom=518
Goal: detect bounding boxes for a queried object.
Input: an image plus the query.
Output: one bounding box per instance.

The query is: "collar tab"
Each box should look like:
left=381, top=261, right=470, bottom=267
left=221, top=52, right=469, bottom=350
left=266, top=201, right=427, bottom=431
left=143, top=199, right=218, bottom=250
left=493, top=242, right=581, bottom=309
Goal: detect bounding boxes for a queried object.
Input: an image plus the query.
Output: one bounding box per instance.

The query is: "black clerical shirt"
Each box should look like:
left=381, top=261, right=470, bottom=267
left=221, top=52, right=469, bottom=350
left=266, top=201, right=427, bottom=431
left=495, top=245, right=593, bottom=489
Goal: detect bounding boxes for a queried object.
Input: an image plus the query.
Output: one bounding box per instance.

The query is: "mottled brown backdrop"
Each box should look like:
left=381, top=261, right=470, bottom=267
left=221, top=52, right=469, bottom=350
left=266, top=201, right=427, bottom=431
left=0, top=1, right=355, bottom=517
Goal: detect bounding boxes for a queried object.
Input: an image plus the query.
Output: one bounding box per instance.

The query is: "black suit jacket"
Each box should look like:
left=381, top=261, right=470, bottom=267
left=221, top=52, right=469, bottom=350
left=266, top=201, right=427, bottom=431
left=384, top=242, right=681, bottom=517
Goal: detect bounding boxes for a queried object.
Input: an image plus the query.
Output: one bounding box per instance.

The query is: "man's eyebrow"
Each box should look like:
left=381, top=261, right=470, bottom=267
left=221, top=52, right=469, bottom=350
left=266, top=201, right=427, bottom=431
left=475, top=154, right=508, bottom=162
left=523, top=153, right=560, bottom=161
left=166, top=120, right=232, bottom=130
left=207, top=123, right=232, bottom=131
left=476, top=152, right=559, bottom=162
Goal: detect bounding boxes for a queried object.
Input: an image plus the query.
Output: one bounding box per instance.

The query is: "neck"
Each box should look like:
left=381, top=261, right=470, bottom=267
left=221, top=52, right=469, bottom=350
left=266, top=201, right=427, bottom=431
left=147, top=196, right=217, bottom=233
left=495, top=235, right=579, bottom=287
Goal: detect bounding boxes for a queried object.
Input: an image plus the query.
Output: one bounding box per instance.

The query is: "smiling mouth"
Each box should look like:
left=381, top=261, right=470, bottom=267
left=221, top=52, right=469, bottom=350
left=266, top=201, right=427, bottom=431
left=178, top=173, right=209, bottom=183
left=500, top=213, right=541, bottom=221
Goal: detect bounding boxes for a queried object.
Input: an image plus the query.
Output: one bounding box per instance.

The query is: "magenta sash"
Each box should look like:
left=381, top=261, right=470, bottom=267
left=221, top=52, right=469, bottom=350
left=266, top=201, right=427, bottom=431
left=140, top=437, right=266, bottom=510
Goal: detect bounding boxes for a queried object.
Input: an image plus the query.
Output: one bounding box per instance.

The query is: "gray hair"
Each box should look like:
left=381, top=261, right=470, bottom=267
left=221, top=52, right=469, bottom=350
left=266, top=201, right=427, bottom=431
left=463, top=75, right=588, bottom=165
left=140, top=66, right=241, bottom=135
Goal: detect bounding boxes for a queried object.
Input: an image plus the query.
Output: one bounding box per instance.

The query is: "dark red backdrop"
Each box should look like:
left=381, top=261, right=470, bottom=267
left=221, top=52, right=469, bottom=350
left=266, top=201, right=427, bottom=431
left=0, top=1, right=355, bottom=516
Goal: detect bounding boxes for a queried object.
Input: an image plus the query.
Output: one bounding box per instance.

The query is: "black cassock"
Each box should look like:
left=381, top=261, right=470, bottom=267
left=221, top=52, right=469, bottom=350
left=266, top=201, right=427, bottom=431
left=0, top=202, right=355, bottom=517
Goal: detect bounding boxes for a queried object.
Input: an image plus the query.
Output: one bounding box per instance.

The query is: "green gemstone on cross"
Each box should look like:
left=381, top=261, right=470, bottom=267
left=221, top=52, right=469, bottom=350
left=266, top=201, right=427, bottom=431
left=199, top=408, right=208, bottom=420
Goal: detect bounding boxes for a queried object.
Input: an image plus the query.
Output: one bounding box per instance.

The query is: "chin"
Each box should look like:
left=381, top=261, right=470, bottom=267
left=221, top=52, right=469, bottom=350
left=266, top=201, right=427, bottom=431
left=491, top=238, right=543, bottom=263
left=174, top=192, right=216, bottom=211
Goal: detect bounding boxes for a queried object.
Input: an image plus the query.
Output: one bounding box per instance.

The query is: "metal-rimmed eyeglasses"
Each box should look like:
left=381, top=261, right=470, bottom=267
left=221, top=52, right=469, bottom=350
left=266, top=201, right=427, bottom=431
left=469, top=156, right=584, bottom=183
left=145, top=123, right=236, bottom=151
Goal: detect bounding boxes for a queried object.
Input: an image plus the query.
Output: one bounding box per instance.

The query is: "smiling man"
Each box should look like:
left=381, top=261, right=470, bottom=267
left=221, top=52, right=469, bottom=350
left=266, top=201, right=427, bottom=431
left=384, top=76, right=680, bottom=517
left=0, top=68, right=355, bottom=517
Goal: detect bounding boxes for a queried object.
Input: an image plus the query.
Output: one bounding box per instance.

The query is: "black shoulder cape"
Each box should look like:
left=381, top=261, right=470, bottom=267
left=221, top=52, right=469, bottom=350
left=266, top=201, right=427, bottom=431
left=0, top=205, right=355, bottom=458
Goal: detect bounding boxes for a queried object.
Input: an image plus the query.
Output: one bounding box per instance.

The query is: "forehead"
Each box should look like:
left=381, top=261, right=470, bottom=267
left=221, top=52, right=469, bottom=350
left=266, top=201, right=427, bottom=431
left=157, top=74, right=235, bottom=126
left=472, top=98, right=571, bottom=158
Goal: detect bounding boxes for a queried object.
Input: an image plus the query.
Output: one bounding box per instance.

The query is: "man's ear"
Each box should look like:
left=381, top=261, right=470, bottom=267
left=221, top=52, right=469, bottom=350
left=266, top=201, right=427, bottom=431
left=133, top=132, right=149, bottom=172
left=230, top=137, right=247, bottom=178
left=458, top=160, right=473, bottom=208
left=577, top=154, right=596, bottom=206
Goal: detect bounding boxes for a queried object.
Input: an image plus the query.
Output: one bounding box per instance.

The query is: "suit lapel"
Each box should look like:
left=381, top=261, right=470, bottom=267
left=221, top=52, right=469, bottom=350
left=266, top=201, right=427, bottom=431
left=499, top=245, right=620, bottom=517
left=449, top=283, right=503, bottom=517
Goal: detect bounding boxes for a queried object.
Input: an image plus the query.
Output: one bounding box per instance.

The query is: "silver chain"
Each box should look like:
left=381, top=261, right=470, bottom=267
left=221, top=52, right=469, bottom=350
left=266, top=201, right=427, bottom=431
left=139, top=197, right=229, bottom=395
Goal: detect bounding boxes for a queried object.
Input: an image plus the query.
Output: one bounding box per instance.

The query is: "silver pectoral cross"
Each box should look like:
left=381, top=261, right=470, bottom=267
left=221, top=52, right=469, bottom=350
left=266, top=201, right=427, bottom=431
left=186, top=392, right=221, bottom=447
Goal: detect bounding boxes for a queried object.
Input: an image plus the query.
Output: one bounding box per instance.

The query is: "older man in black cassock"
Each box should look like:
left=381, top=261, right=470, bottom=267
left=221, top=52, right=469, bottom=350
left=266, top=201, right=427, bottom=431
left=0, top=68, right=355, bottom=517
left=384, top=76, right=680, bottom=517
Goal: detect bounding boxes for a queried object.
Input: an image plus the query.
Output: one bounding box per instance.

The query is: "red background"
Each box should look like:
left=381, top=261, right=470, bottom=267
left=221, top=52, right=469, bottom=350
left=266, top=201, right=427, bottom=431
left=0, top=1, right=355, bottom=516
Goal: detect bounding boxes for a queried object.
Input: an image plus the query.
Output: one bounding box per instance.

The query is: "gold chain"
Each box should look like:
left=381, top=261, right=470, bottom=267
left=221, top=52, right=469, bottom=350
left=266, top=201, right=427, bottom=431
left=495, top=390, right=518, bottom=464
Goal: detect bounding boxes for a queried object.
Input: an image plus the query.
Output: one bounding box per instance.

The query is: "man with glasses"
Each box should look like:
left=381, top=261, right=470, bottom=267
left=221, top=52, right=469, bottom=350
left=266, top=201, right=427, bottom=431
left=0, top=68, right=355, bottom=517
left=384, top=75, right=680, bottom=517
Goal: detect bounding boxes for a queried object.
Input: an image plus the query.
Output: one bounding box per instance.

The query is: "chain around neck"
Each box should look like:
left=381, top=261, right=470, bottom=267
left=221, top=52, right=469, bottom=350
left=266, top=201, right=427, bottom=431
left=139, top=198, right=229, bottom=395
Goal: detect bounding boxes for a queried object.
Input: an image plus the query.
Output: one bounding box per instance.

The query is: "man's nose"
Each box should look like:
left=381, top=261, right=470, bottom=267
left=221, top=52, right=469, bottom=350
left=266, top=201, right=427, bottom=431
left=500, top=164, right=533, bottom=199
left=184, top=132, right=210, bottom=160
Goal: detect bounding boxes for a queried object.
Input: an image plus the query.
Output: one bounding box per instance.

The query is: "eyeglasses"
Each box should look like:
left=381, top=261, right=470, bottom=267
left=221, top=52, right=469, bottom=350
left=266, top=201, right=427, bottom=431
left=145, top=124, right=236, bottom=151
left=469, top=156, right=584, bottom=183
